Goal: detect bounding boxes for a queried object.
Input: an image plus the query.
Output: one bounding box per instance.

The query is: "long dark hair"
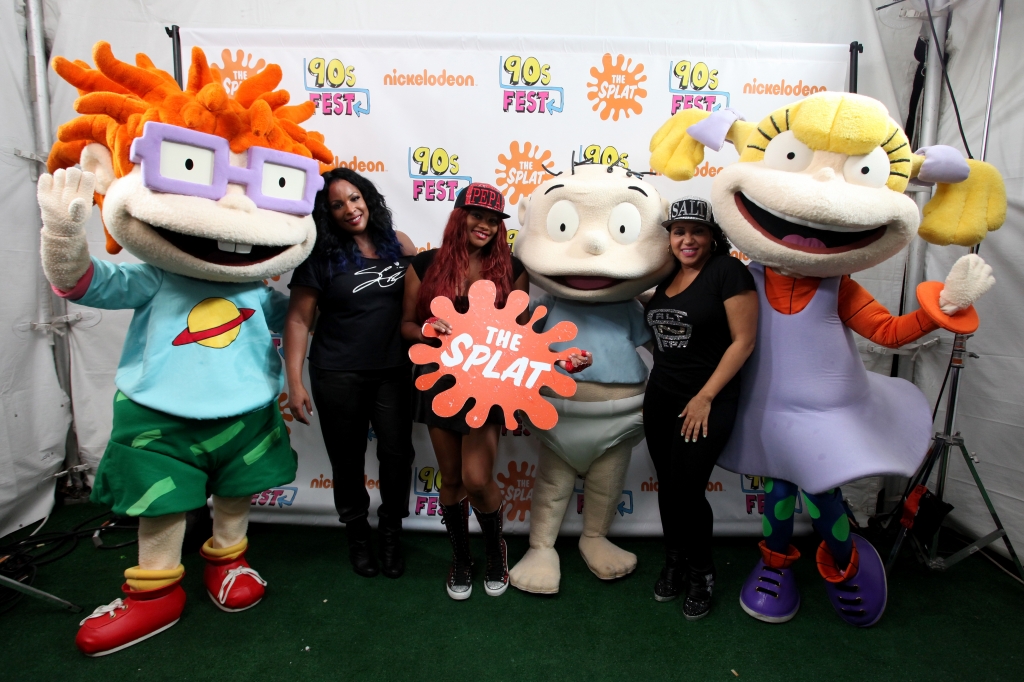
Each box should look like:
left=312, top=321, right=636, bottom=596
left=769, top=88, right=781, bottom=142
left=415, top=208, right=513, bottom=322
left=311, top=167, right=403, bottom=274
left=707, top=221, right=732, bottom=258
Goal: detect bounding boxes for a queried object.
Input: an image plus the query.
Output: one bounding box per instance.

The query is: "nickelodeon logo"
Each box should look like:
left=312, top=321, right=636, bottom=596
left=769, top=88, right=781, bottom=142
left=743, top=78, right=827, bottom=97
left=320, top=155, right=386, bottom=174
left=309, top=474, right=380, bottom=489
left=640, top=477, right=723, bottom=492
left=384, top=69, right=476, bottom=87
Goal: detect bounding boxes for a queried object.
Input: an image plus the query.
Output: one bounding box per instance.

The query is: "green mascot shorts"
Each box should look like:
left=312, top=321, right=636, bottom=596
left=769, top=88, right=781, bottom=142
left=91, top=391, right=297, bottom=517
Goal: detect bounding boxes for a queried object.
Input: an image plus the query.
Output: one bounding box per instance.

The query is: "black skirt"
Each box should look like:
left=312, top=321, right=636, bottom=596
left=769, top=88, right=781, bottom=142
left=412, top=364, right=505, bottom=435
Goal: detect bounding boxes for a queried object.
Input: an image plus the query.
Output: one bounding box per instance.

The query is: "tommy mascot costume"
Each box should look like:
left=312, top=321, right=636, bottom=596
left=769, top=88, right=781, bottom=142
left=38, top=42, right=332, bottom=655
left=509, top=161, right=674, bottom=593
left=648, top=92, right=1004, bottom=626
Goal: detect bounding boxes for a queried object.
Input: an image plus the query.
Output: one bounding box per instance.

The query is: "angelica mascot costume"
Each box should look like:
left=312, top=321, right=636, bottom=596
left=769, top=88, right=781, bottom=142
left=649, top=92, right=1005, bottom=626
left=38, top=42, right=332, bottom=655
left=509, top=161, right=674, bottom=593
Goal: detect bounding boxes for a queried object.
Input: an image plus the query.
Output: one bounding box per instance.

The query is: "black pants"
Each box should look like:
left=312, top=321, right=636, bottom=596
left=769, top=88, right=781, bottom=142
left=643, top=381, right=738, bottom=569
left=309, top=365, right=414, bottom=524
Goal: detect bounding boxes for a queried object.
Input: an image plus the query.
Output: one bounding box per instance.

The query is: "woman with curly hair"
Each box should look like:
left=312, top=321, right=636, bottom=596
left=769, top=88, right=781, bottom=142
left=284, top=168, right=417, bottom=579
left=401, top=183, right=590, bottom=600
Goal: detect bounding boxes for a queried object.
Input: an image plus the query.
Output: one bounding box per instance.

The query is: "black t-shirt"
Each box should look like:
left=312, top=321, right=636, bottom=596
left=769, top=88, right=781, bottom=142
left=289, top=253, right=414, bottom=371
left=644, top=255, right=755, bottom=400
left=411, top=249, right=525, bottom=318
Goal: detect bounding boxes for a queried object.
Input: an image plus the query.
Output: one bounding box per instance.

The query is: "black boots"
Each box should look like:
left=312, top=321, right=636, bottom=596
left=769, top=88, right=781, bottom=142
left=654, top=548, right=685, bottom=602
left=378, top=517, right=405, bottom=579
left=476, top=504, right=509, bottom=597
left=440, top=498, right=473, bottom=600
left=346, top=517, right=379, bottom=578
left=682, top=563, right=716, bottom=621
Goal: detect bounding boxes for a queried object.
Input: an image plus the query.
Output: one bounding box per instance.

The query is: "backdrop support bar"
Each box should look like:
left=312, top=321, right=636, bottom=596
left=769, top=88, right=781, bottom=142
left=848, top=41, right=863, bottom=93
left=165, top=25, right=183, bottom=89
left=978, top=0, right=1004, bottom=163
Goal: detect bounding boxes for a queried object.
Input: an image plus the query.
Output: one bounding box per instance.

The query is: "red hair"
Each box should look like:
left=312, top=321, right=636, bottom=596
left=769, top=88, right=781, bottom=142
left=416, top=208, right=513, bottom=322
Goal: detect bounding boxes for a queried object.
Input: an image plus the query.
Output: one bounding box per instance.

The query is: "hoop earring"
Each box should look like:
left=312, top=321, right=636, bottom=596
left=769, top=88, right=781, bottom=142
left=711, top=241, right=718, bottom=251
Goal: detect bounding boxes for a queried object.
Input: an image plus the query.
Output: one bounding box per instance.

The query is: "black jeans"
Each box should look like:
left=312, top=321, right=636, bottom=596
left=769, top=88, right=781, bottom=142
left=643, top=381, right=738, bottom=569
left=309, top=365, right=414, bottom=524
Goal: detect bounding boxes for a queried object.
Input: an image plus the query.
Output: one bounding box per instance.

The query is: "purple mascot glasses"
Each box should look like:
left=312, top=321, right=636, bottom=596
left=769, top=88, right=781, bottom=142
left=129, top=122, right=325, bottom=216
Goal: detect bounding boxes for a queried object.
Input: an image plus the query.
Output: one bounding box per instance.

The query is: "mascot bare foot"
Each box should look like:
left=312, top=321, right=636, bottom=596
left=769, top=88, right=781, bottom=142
left=649, top=92, right=1004, bottom=625
left=39, top=43, right=333, bottom=655
left=509, top=162, right=674, bottom=593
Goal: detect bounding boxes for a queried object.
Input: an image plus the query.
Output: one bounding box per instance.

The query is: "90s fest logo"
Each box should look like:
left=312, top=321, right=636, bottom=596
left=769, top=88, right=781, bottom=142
left=304, top=55, right=371, bottom=117
left=667, top=59, right=728, bottom=114
left=499, top=55, right=564, bottom=114
left=412, top=458, right=536, bottom=523
left=408, top=146, right=472, bottom=202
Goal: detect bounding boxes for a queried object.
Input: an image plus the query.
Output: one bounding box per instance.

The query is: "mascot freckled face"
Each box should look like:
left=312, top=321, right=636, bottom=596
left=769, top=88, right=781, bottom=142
left=38, top=42, right=333, bottom=656
left=509, top=162, right=674, bottom=594
left=650, top=92, right=1006, bottom=626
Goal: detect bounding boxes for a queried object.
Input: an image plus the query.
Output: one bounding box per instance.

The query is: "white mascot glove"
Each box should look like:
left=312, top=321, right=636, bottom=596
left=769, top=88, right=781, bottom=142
left=38, top=167, right=96, bottom=291
left=938, top=254, right=995, bottom=315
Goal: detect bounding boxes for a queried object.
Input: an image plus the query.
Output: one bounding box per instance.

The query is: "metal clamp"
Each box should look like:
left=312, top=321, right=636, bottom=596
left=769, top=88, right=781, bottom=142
left=863, top=337, right=940, bottom=362
left=52, top=463, right=90, bottom=480
left=14, top=310, right=101, bottom=341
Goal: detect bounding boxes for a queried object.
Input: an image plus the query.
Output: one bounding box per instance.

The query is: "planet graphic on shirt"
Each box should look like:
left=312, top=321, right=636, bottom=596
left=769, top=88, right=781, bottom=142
left=172, top=298, right=255, bottom=349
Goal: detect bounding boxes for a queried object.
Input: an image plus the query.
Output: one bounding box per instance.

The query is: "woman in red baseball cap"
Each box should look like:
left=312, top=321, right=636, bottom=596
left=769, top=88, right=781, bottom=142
left=401, top=183, right=588, bottom=600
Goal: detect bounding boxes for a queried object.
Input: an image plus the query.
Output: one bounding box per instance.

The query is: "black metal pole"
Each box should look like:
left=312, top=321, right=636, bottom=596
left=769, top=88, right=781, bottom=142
left=165, top=25, right=182, bottom=89
left=849, top=41, right=864, bottom=93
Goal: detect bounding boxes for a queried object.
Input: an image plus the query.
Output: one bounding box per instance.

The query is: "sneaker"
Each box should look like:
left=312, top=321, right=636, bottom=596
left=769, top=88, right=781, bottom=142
left=201, top=543, right=267, bottom=613
left=75, top=580, right=185, bottom=657
left=739, top=542, right=801, bottom=623
left=819, top=534, right=887, bottom=627
left=682, top=565, right=715, bottom=621
left=476, top=505, right=509, bottom=597
left=653, top=548, right=684, bottom=602
left=441, top=499, right=473, bottom=600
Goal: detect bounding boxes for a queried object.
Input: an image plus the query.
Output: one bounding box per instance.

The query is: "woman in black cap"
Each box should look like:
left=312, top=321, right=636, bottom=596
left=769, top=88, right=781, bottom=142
left=401, top=182, right=589, bottom=600
left=643, top=196, right=757, bottom=620
left=284, top=167, right=417, bottom=579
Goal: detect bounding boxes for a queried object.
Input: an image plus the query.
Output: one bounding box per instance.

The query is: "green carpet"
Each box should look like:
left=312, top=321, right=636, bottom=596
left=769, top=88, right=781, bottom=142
left=1, top=502, right=1022, bottom=682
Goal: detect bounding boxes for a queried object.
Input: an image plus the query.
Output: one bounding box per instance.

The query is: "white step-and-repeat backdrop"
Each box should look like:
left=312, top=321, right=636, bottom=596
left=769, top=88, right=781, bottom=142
left=159, top=30, right=848, bottom=534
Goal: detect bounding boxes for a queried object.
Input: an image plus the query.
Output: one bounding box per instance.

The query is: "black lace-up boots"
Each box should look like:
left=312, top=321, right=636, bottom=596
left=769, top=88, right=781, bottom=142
left=475, top=504, right=509, bottom=597
left=440, top=498, right=473, bottom=600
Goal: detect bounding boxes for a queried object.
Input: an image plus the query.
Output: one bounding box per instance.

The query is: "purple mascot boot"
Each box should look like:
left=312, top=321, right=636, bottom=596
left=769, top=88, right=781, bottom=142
left=739, top=541, right=801, bottom=623
left=817, top=533, right=887, bottom=627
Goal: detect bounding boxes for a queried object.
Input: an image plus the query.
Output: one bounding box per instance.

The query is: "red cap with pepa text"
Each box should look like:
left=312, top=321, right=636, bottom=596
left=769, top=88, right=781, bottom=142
left=454, top=182, right=510, bottom=219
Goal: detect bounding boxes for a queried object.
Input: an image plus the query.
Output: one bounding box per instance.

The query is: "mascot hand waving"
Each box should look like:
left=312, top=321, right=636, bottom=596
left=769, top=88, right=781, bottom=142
left=39, top=42, right=332, bottom=655
left=650, top=92, right=1005, bottom=626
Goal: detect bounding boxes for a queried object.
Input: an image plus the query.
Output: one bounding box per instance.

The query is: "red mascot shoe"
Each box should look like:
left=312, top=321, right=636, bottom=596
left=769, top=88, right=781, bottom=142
left=201, top=538, right=266, bottom=612
left=75, top=575, right=186, bottom=657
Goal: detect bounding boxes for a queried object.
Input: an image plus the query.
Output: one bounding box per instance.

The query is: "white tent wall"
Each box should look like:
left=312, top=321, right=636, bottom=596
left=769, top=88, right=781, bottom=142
left=3, top=1, right=1012, bottom=540
left=910, top=0, right=1024, bottom=561
left=0, top=1, right=73, bottom=538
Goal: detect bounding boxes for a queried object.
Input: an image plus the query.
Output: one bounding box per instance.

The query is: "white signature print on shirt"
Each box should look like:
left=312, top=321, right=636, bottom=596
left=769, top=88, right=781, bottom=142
left=353, top=263, right=407, bottom=292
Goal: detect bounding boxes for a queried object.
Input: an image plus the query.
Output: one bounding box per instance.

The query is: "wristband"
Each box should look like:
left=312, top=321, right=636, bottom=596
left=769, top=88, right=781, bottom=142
left=564, top=351, right=590, bottom=374
left=422, top=316, right=440, bottom=336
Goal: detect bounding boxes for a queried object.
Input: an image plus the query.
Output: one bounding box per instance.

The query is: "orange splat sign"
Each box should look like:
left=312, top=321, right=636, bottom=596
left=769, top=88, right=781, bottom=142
left=409, top=280, right=579, bottom=430
left=586, top=54, right=647, bottom=121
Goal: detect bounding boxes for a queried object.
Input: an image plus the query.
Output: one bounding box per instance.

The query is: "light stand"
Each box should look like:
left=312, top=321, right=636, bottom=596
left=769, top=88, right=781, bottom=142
left=885, top=0, right=1024, bottom=582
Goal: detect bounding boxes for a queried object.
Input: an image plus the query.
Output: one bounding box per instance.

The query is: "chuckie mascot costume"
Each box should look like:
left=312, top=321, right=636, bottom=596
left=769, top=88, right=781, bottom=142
left=38, top=42, right=332, bottom=655
left=649, top=92, right=1004, bottom=626
left=509, top=161, right=674, bottom=593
